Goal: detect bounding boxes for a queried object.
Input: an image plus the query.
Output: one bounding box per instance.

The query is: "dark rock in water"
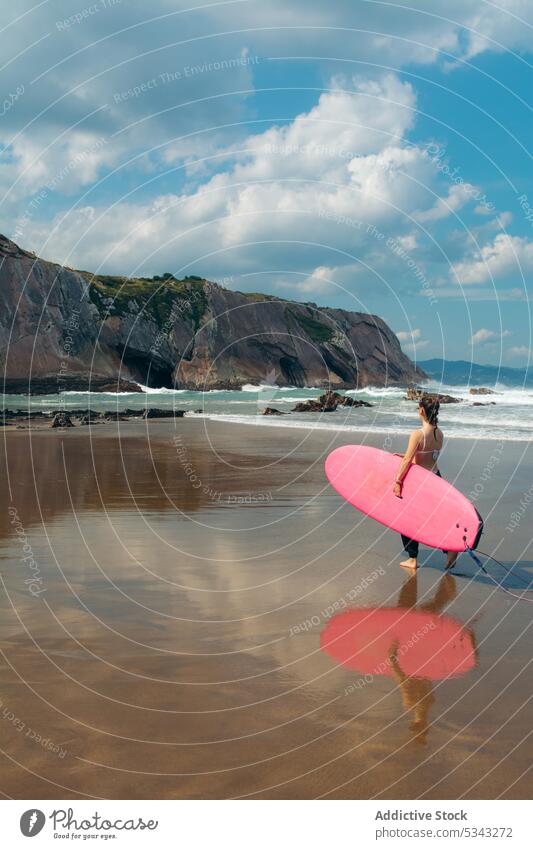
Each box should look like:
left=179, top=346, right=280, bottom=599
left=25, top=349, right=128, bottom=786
left=71, top=410, right=104, bottom=424
left=406, top=387, right=461, bottom=404
left=2, top=407, right=181, bottom=425
left=339, top=396, right=373, bottom=408
left=101, top=411, right=130, bottom=421
left=99, top=380, right=144, bottom=393
left=1, top=376, right=145, bottom=395
left=142, top=408, right=186, bottom=418
left=2, top=409, right=49, bottom=423
left=64, top=409, right=95, bottom=417
left=2, top=410, right=44, bottom=426
left=262, top=407, right=286, bottom=415
left=472, top=401, right=497, bottom=406
left=469, top=387, right=496, bottom=395
left=51, top=412, right=74, bottom=428
left=434, top=393, right=461, bottom=404
left=292, top=391, right=373, bottom=412
left=75, top=410, right=144, bottom=423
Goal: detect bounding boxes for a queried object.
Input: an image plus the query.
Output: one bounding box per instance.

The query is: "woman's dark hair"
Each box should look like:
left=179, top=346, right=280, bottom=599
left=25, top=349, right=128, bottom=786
left=419, top=396, right=439, bottom=427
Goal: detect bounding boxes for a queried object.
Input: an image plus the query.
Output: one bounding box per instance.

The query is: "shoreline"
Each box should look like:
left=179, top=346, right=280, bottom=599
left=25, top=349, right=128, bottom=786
left=1, top=410, right=529, bottom=443
left=2, top=382, right=531, bottom=444
left=185, top=413, right=524, bottom=442
left=0, top=378, right=416, bottom=395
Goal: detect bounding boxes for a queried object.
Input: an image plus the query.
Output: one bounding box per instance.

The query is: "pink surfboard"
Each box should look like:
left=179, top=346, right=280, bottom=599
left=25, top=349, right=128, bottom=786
left=320, top=607, right=477, bottom=680
left=325, top=445, right=482, bottom=552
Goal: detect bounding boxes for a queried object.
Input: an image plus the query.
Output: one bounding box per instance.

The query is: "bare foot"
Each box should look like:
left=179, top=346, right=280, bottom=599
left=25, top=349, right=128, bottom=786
left=400, top=558, right=417, bottom=570
left=445, top=553, right=458, bottom=570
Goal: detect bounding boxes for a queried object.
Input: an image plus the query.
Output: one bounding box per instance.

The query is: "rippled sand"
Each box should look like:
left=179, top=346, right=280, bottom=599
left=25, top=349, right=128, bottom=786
left=0, top=419, right=531, bottom=798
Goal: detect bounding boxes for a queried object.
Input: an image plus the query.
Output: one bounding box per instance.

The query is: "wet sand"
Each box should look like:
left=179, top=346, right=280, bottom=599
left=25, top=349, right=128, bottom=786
left=0, top=418, right=531, bottom=799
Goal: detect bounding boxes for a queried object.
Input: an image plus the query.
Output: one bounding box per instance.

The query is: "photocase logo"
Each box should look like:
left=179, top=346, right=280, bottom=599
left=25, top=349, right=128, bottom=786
left=20, top=809, right=46, bottom=837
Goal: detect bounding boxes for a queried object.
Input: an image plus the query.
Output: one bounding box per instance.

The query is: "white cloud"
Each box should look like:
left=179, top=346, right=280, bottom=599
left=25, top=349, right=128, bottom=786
left=2, top=2, right=532, bottom=197
left=396, top=328, right=422, bottom=341
left=2, top=47, right=528, bottom=311
left=217, top=73, right=417, bottom=192
left=451, top=234, right=533, bottom=285
left=4, top=131, right=117, bottom=194
left=0, top=0, right=531, bottom=334
left=396, top=328, right=429, bottom=353
left=207, top=0, right=533, bottom=67
left=16, top=74, right=445, bottom=277
left=430, top=287, right=526, bottom=301
left=415, top=182, right=477, bottom=223
left=402, top=339, right=430, bottom=353
left=507, top=346, right=533, bottom=360
left=471, top=211, right=514, bottom=234
left=474, top=204, right=494, bottom=216
left=471, top=328, right=512, bottom=344
left=459, top=0, right=533, bottom=59
left=299, top=266, right=338, bottom=294
left=471, top=328, right=495, bottom=344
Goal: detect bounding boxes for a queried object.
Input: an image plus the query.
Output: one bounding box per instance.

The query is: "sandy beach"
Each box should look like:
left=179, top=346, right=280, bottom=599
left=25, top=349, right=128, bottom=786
left=0, top=418, right=531, bottom=799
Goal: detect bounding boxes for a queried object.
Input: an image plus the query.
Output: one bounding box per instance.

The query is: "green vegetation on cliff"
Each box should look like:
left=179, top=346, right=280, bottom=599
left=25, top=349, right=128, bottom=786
left=85, top=273, right=208, bottom=330
left=285, top=307, right=334, bottom=343
left=242, top=292, right=278, bottom=302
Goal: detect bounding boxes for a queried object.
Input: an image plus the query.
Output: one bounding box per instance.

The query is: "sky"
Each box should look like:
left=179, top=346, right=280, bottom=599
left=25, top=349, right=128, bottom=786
left=1, top=0, right=533, bottom=367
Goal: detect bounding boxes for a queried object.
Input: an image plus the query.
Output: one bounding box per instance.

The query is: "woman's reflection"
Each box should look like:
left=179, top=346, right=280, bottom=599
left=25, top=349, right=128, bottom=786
left=320, top=572, right=478, bottom=745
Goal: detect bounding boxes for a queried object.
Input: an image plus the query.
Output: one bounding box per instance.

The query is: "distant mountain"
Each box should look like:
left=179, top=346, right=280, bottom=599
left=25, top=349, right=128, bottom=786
left=419, top=358, right=533, bottom=388
left=0, top=234, right=424, bottom=394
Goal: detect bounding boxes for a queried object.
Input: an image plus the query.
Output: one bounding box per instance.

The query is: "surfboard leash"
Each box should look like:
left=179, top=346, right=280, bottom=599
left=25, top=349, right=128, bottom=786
left=465, top=546, right=533, bottom=604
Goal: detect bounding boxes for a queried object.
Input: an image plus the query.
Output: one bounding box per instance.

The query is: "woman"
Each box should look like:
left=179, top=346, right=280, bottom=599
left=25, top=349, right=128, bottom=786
left=392, top=396, right=457, bottom=571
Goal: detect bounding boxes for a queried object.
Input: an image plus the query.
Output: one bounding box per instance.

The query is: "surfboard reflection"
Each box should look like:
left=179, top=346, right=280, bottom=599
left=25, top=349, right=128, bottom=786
left=320, top=574, right=478, bottom=744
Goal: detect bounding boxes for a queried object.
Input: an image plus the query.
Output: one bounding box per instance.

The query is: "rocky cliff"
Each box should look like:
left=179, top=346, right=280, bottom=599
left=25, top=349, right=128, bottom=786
left=0, top=235, right=425, bottom=393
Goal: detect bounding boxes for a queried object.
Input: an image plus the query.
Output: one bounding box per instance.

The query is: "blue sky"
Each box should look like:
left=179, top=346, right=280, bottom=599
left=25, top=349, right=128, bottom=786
left=1, top=0, right=533, bottom=366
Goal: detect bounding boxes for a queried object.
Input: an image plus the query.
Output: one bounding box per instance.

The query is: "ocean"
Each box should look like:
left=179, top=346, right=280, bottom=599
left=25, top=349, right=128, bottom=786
left=3, top=381, right=533, bottom=442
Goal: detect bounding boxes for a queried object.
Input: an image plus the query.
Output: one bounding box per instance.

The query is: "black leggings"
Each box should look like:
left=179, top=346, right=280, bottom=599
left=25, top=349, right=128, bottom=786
left=401, top=470, right=446, bottom=559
